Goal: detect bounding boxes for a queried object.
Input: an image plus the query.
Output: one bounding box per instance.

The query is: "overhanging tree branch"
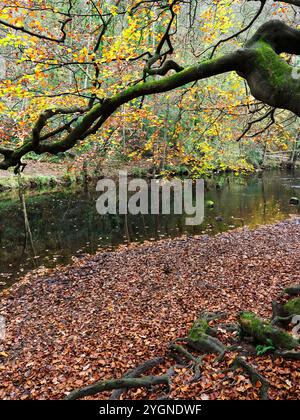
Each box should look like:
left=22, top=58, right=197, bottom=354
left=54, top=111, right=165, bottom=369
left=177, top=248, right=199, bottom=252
left=0, top=18, right=300, bottom=171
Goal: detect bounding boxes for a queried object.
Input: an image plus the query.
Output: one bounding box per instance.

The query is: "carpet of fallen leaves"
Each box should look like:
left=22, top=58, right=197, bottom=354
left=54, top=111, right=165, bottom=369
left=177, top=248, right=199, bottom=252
left=0, top=219, right=299, bottom=400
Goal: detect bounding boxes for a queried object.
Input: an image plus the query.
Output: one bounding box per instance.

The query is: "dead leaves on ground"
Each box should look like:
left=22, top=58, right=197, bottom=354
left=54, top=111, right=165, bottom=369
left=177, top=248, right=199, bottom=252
left=0, top=220, right=299, bottom=400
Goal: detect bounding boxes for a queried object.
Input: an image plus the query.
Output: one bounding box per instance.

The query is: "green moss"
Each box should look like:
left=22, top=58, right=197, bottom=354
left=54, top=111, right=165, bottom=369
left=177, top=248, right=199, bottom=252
left=188, top=319, right=209, bottom=341
left=206, top=200, right=215, bottom=208
left=254, top=40, right=299, bottom=91
left=284, top=298, right=300, bottom=316
left=239, top=312, right=298, bottom=350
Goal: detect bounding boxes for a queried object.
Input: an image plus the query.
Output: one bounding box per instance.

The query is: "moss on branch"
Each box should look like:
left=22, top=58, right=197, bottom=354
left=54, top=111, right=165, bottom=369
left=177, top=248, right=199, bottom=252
left=284, top=298, right=300, bottom=316
left=239, top=312, right=299, bottom=350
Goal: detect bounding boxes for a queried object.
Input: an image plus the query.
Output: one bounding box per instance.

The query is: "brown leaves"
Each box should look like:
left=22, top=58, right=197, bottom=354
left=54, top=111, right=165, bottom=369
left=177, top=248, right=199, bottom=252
left=0, top=220, right=300, bottom=399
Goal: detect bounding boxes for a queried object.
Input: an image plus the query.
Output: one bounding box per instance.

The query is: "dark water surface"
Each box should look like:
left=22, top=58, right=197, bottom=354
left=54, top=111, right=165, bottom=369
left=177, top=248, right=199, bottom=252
left=0, top=170, right=299, bottom=289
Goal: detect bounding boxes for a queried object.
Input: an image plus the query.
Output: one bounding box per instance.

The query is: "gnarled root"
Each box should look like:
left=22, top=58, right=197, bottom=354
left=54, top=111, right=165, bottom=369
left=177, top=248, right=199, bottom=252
left=65, top=374, right=170, bottom=400
left=232, top=356, right=269, bottom=400
left=274, top=350, right=300, bottom=360
left=110, top=357, right=164, bottom=400
left=239, top=312, right=299, bottom=350
left=187, top=316, right=226, bottom=354
left=284, top=285, right=300, bottom=297
left=168, top=342, right=204, bottom=382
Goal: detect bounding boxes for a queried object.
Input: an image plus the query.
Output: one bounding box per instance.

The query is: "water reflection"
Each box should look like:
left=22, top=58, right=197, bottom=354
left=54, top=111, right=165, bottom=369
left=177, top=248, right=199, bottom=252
left=0, top=170, right=299, bottom=289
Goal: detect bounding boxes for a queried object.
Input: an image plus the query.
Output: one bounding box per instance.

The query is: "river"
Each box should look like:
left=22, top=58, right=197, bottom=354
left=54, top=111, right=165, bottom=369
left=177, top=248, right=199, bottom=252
left=0, top=170, right=299, bottom=289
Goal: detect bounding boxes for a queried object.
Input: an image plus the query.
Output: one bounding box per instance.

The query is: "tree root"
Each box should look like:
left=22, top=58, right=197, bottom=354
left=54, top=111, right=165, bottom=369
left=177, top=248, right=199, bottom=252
left=271, top=301, right=287, bottom=320
left=168, top=343, right=198, bottom=363
left=198, top=310, right=225, bottom=322
left=284, top=285, right=300, bottom=297
left=187, top=315, right=226, bottom=354
left=65, top=374, right=170, bottom=400
left=232, top=356, right=269, bottom=400
left=239, top=312, right=299, bottom=350
left=110, top=357, right=164, bottom=400
left=274, top=350, right=300, bottom=360
left=271, top=315, right=294, bottom=327
left=168, top=342, right=204, bottom=382
left=187, top=333, right=226, bottom=354
left=66, top=295, right=298, bottom=400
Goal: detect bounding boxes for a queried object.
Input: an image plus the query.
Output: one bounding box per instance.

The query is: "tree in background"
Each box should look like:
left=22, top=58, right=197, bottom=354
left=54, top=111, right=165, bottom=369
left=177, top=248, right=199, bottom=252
left=0, top=0, right=299, bottom=173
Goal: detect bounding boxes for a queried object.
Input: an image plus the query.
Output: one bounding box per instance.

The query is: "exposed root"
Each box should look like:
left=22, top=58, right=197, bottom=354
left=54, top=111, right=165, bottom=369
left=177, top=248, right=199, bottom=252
left=271, top=315, right=294, bottom=327
left=271, top=301, right=287, bottom=320
left=187, top=333, right=226, bottom=354
left=168, top=342, right=204, bottom=382
left=239, top=312, right=299, bottom=350
left=198, top=311, right=225, bottom=322
left=232, top=356, right=269, bottom=400
left=284, top=285, right=300, bottom=297
left=274, top=350, right=300, bottom=360
left=65, top=374, right=170, bottom=400
left=66, top=295, right=297, bottom=401
left=187, top=315, right=226, bottom=354
left=110, top=357, right=164, bottom=400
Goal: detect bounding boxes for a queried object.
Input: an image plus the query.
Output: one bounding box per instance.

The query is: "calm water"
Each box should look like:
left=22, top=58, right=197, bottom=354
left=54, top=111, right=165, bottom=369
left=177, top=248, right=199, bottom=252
left=0, top=170, right=299, bottom=289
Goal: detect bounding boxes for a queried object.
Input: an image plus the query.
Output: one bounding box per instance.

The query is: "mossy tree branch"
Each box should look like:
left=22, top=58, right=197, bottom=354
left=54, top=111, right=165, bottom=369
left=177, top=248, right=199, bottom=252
left=1, top=19, right=300, bottom=171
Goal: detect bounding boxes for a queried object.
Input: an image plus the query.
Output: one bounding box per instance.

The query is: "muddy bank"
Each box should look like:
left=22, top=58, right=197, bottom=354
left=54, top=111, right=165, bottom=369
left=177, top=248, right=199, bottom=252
left=0, top=219, right=299, bottom=400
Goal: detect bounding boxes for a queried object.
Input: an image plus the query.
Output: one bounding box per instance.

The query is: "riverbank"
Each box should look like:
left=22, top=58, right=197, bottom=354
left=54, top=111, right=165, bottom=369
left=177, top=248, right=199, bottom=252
left=0, top=156, right=298, bottom=195
left=0, top=219, right=299, bottom=400
left=0, top=159, right=153, bottom=193
left=0, top=161, right=68, bottom=192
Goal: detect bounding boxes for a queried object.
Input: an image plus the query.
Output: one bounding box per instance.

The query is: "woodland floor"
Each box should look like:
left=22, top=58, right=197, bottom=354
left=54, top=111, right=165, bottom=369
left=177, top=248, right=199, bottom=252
left=0, top=219, right=299, bottom=400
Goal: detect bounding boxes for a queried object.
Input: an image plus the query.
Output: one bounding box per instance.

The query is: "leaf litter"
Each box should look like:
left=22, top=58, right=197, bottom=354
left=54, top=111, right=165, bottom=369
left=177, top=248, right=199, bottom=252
left=0, top=219, right=299, bottom=400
